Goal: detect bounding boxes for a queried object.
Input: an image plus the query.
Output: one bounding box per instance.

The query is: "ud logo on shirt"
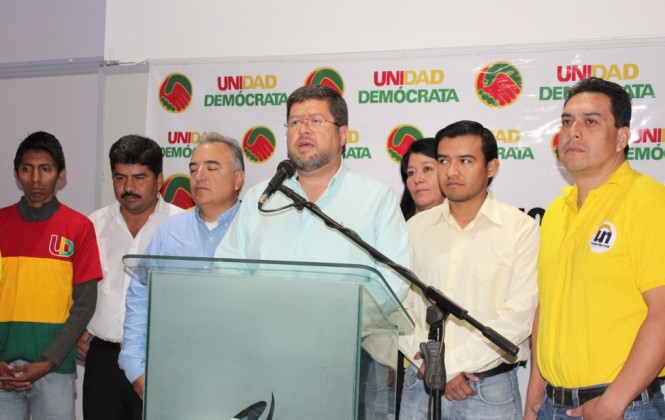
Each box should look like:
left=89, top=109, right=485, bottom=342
left=49, top=234, right=74, bottom=257
left=589, top=221, right=616, bottom=253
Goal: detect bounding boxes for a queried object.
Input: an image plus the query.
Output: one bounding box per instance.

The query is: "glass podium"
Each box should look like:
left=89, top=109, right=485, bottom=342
left=123, top=256, right=414, bottom=420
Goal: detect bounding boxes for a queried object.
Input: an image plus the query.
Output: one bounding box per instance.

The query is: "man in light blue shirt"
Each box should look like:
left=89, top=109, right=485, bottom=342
left=118, top=133, right=244, bottom=399
left=216, top=84, right=409, bottom=301
left=215, top=85, right=409, bottom=419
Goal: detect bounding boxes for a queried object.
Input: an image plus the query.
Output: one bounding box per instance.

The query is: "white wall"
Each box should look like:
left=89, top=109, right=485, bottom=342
left=0, top=0, right=105, bottom=62
left=0, top=75, right=101, bottom=213
left=105, top=0, right=665, bottom=62
left=98, top=66, right=149, bottom=206
left=0, top=0, right=105, bottom=213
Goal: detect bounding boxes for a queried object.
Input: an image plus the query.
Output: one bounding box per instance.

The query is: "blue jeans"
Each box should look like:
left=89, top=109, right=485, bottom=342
left=399, top=363, right=522, bottom=420
left=538, top=385, right=665, bottom=420
left=358, top=349, right=396, bottom=420
left=0, top=360, right=75, bottom=420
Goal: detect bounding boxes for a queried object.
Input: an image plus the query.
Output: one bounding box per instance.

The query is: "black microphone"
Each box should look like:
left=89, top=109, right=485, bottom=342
left=258, top=159, right=297, bottom=209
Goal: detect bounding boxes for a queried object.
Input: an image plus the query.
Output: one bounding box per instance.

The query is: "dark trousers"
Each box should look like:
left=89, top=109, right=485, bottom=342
left=83, top=337, right=143, bottom=420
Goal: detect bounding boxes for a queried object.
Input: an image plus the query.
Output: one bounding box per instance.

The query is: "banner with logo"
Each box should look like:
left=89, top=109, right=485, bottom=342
left=146, top=38, right=665, bottom=219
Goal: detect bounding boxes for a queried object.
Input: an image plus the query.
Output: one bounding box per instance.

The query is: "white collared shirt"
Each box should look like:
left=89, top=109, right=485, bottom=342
left=87, top=196, right=184, bottom=342
left=399, top=191, right=539, bottom=381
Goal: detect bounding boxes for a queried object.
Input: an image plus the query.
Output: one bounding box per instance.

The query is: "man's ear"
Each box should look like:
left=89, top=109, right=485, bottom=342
left=616, top=126, right=630, bottom=153
left=486, top=158, right=500, bottom=180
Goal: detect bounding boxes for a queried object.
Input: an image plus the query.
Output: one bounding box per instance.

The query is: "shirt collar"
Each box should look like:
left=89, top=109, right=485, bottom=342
left=111, top=194, right=166, bottom=217
left=438, top=190, right=502, bottom=228
left=17, top=196, right=61, bottom=222
left=562, top=161, right=634, bottom=210
left=288, top=160, right=348, bottom=200
left=194, top=199, right=241, bottom=226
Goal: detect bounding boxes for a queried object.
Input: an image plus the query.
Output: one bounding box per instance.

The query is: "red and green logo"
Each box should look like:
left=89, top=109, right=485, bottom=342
left=160, top=173, right=194, bottom=209
left=475, top=61, right=523, bottom=108
left=243, top=126, right=276, bottom=163
left=551, top=132, right=560, bottom=160
left=386, top=125, right=424, bottom=163
left=305, top=67, right=345, bottom=95
left=159, top=73, right=193, bottom=113
left=49, top=235, right=74, bottom=257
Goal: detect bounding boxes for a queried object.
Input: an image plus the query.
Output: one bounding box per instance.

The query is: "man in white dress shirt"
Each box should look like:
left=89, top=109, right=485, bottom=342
left=77, top=135, right=184, bottom=420
left=398, top=120, right=539, bottom=419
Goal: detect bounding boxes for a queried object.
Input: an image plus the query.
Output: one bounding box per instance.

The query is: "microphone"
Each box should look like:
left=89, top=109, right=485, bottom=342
left=258, top=159, right=297, bottom=209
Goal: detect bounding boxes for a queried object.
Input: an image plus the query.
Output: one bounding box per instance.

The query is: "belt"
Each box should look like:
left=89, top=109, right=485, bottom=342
left=91, top=337, right=121, bottom=350
left=475, top=362, right=524, bottom=380
left=545, top=379, right=661, bottom=407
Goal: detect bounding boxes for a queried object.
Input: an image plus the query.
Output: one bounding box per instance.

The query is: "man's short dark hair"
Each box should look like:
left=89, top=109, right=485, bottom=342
left=435, top=120, right=498, bottom=186
left=565, top=77, right=632, bottom=129
left=14, top=131, right=66, bottom=172
left=109, top=135, right=163, bottom=177
left=286, top=85, right=348, bottom=127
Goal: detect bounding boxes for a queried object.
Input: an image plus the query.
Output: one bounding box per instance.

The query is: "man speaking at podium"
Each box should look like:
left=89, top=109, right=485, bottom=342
left=216, top=84, right=410, bottom=418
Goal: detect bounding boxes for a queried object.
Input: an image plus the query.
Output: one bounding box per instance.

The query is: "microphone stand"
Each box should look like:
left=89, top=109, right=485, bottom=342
left=275, top=185, right=519, bottom=420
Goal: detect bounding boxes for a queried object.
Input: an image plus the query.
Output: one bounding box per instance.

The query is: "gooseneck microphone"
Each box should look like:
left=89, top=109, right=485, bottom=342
left=258, top=159, right=297, bottom=209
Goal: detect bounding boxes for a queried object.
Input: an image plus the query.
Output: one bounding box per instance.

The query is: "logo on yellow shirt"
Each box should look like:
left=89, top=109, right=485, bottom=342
left=589, top=221, right=616, bottom=253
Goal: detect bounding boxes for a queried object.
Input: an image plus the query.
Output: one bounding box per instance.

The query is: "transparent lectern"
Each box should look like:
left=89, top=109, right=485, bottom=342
left=123, top=256, right=414, bottom=420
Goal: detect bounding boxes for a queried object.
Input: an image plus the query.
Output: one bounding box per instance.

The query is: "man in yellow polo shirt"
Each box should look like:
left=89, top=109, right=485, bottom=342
left=525, top=77, right=665, bottom=419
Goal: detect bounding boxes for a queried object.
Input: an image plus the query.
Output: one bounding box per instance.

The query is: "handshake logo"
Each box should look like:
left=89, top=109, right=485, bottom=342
left=475, top=61, right=523, bottom=108
left=243, top=127, right=276, bottom=163
left=305, top=67, right=345, bottom=95
left=159, top=73, right=194, bottom=113
left=386, top=124, right=424, bottom=164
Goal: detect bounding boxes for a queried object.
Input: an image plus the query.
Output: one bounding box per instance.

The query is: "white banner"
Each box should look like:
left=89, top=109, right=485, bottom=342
left=146, top=38, right=665, bottom=219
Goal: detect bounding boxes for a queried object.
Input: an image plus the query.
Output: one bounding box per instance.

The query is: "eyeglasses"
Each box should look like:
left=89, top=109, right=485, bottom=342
left=284, top=116, right=340, bottom=129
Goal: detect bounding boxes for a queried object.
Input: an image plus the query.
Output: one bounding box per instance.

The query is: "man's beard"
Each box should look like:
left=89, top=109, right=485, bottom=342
left=288, top=149, right=334, bottom=172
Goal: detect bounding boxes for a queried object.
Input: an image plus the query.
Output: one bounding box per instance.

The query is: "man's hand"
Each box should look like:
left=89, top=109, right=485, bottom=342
left=567, top=395, right=625, bottom=420
left=413, top=351, right=426, bottom=379
left=132, top=374, right=145, bottom=400
left=524, top=305, right=545, bottom=420
left=77, top=330, right=92, bottom=361
left=0, top=361, right=31, bottom=392
left=523, top=382, right=545, bottom=420
left=413, top=351, right=479, bottom=401
left=0, top=360, right=55, bottom=392
left=12, top=360, right=56, bottom=384
left=444, top=373, right=479, bottom=401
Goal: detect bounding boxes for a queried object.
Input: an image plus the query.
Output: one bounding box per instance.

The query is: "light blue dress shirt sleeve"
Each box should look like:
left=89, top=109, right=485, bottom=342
left=119, top=202, right=240, bottom=383
left=118, top=268, right=149, bottom=383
